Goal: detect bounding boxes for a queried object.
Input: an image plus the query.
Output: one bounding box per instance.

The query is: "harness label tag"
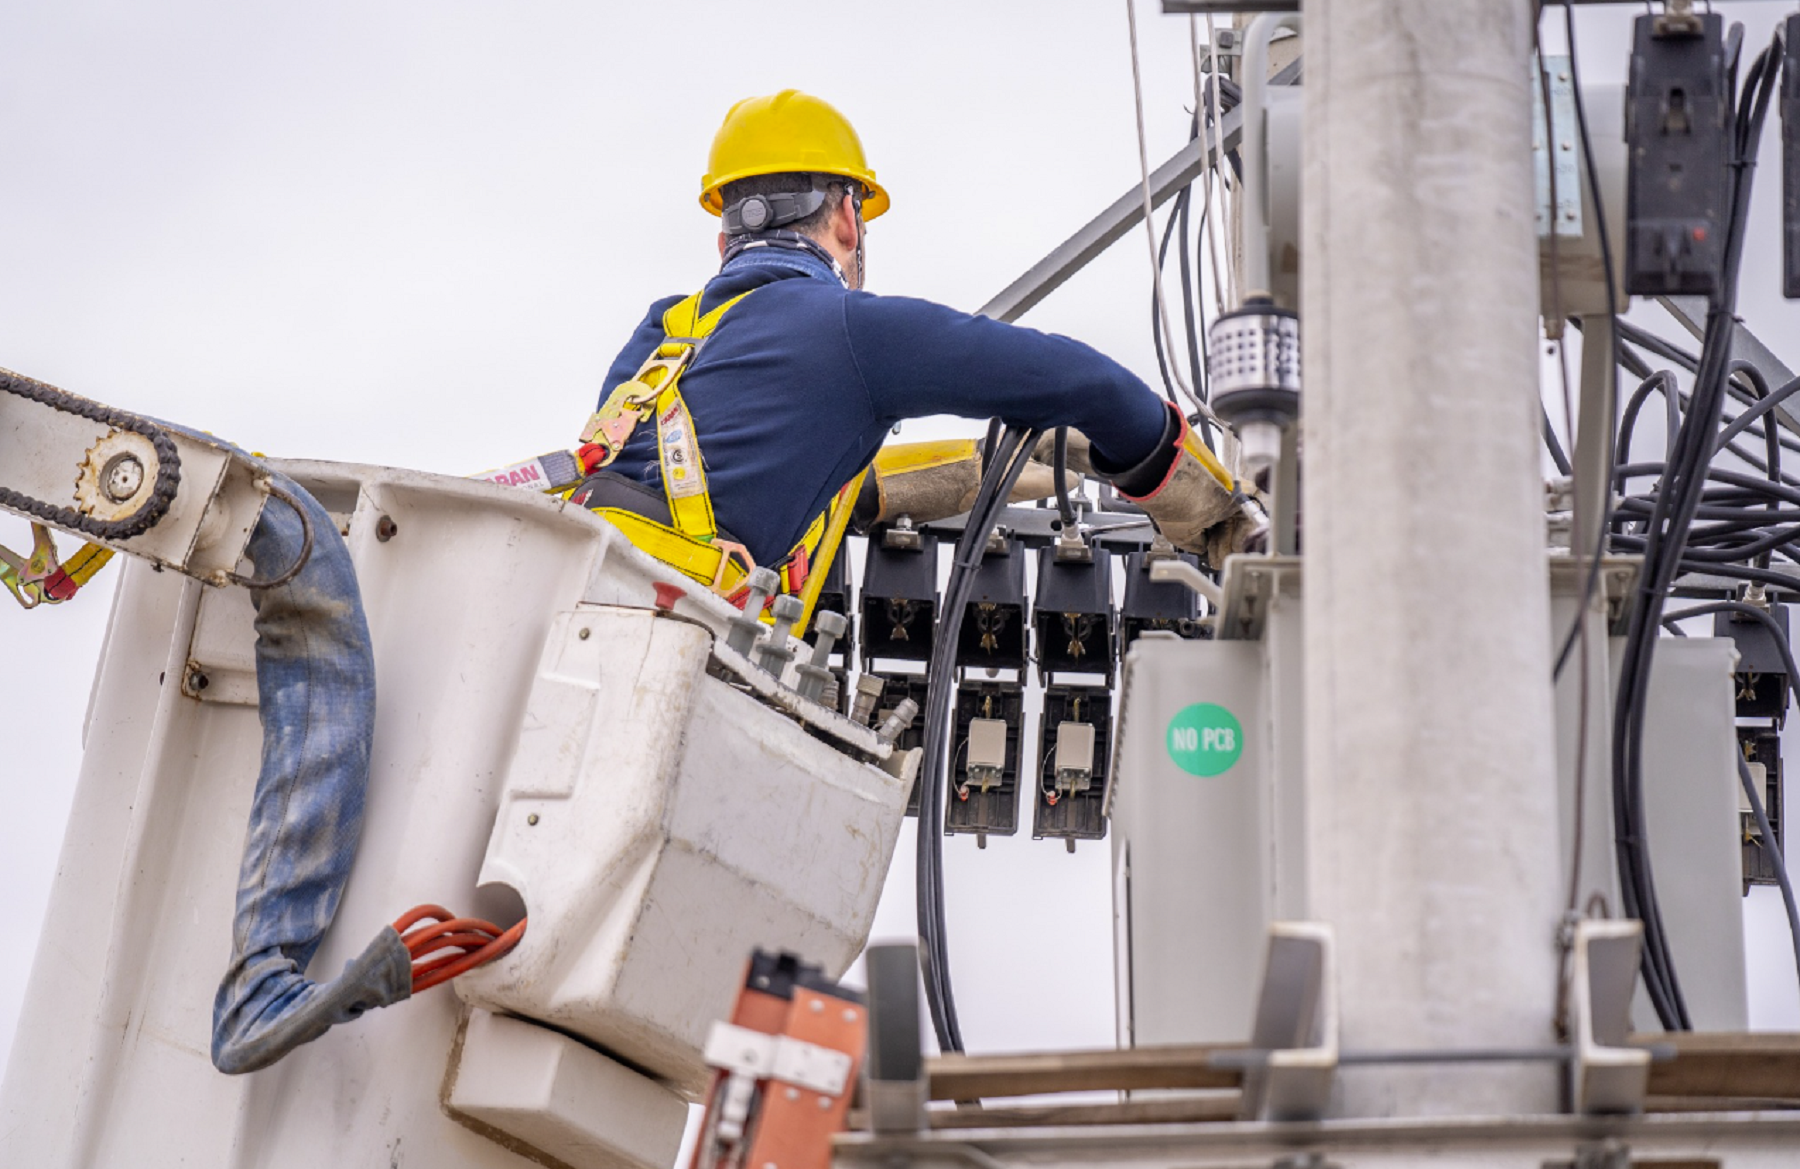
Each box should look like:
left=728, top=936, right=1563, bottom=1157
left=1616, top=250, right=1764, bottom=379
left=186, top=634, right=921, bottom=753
left=660, top=401, right=706, bottom=499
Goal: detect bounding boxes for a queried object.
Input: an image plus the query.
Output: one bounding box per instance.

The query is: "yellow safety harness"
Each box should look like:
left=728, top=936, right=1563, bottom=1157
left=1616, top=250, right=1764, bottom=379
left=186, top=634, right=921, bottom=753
left=572, top=288, right=864, bottom=634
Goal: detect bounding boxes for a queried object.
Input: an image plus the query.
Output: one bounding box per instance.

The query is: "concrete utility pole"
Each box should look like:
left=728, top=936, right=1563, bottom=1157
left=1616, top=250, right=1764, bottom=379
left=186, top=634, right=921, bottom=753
left=1301, top=0, right=1564, bottom=1117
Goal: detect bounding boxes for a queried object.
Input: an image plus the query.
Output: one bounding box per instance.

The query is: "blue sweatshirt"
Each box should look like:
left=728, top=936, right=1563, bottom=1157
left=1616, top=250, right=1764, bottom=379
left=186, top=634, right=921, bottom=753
left=600, top=246, right=1168, bottom=566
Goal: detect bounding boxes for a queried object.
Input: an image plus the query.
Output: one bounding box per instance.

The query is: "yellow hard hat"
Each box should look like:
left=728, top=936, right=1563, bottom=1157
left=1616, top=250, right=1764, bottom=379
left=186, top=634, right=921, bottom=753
left=700, top=89, right=889, bottom=221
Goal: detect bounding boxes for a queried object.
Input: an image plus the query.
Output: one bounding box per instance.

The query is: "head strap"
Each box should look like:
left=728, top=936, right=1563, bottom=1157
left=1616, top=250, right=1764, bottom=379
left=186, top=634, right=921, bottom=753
left=721, top=189, right=830, bottom=235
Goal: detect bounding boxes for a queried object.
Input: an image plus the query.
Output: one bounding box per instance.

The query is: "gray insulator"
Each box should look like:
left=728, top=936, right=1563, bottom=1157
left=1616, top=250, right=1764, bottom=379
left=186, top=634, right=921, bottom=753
left=807, top=610, right=848, bottom=667
left=753, top=594, right=805, bottom=676
left=851, top=674, right=886, bottom=726
left=795, top=611, right=848, bottom=703
left=725, top=568, right=782, bottom=657
left=876, top=698, right=919, bottom=745
left=795, top=663, right=833, bottom=703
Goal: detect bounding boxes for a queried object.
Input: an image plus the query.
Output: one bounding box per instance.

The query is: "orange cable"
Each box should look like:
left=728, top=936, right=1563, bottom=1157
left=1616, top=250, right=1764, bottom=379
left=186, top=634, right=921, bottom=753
left=411, top=919, right=527, bottom=994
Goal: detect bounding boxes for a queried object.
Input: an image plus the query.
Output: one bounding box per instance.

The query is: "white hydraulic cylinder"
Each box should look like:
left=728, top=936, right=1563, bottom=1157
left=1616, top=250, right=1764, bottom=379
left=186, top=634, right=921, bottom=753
left=1301, top=0, right=1563, bottom=1117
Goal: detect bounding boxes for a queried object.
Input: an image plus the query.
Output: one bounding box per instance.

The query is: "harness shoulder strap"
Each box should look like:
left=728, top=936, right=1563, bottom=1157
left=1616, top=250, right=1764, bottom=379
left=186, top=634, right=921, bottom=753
left=648, top=289, right=754, bottom=543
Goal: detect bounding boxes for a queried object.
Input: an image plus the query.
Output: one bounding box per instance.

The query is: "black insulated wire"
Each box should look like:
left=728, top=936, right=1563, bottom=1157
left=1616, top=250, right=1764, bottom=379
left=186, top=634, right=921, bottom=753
left=915, top=424, right=1041, bottom=1054
left=1609, top=27, right=1783, bottom=1031
left=1053, top=428, right=1077, bottom=528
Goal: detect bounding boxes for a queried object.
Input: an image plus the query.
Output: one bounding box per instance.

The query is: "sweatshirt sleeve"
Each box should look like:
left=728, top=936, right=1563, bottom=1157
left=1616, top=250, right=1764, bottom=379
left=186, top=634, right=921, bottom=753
left=841, top=291, right=1169, bottom=468
left=598, top=294, right=685, bottom=405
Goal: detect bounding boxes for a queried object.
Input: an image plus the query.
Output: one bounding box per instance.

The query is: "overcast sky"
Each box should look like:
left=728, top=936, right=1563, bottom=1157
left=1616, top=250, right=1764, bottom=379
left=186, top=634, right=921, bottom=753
left=5, top=0, right=1800, bottom=1081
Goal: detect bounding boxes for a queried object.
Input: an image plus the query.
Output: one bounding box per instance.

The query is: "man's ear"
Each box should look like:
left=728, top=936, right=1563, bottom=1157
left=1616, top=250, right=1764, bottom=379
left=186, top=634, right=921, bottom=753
left=717, top=232, right=729, bottom=259
left=832, top=195, right=860, bottom=252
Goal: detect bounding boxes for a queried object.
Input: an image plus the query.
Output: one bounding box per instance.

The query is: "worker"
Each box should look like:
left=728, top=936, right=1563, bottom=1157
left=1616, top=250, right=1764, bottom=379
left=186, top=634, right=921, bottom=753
left=569, top=89, right=1254, bottom=601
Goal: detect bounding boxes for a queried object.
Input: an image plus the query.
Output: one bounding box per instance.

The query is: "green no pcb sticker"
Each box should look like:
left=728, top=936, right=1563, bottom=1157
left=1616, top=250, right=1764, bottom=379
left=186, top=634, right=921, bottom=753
left=1166, top=703, right=1243, bottom=776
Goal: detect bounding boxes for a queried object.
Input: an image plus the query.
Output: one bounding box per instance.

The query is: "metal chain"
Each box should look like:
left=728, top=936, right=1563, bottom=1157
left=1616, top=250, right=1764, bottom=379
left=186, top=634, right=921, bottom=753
left=0, top=366, right=182, bottom=540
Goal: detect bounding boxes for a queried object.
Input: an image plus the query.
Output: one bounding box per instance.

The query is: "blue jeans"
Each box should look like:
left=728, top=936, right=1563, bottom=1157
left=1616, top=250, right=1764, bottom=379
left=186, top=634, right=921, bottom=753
left=210, top=474, right=410, bottom=1074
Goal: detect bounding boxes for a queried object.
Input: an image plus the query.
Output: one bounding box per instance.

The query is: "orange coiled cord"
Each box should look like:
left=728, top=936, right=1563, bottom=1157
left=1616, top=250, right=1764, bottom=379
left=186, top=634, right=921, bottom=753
left=391, top=904, right=527, bottom=995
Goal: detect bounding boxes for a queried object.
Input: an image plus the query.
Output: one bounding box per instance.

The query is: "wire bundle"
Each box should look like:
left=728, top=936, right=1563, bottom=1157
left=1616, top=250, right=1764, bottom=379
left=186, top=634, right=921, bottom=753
left=391, top=904, right=527, bottom=995
left=915, top=426, right=1042, bottom=1054
left=1606, top=25, right=1785, bottom=1030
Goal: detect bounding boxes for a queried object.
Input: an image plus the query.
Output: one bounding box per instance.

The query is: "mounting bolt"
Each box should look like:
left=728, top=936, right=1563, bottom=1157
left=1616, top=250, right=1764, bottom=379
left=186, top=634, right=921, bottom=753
left=725, top=567, right=782, bottom=657
left=754, top=594, right=805, bottom=677
left=527, top=813, right=540, bottom=826
left=795, top=610, right=848, bottom=703
left=375, top=515, right=398, bottom=542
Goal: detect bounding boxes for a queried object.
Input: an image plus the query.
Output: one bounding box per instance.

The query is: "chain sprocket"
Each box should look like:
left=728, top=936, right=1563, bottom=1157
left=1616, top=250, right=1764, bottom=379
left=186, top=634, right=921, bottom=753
left=0, top=366, right=181, bottom=541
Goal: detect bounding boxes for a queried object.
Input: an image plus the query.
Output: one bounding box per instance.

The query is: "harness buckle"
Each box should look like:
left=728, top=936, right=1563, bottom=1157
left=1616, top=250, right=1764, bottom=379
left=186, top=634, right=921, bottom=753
left=708, top=539, right=757, bottom=596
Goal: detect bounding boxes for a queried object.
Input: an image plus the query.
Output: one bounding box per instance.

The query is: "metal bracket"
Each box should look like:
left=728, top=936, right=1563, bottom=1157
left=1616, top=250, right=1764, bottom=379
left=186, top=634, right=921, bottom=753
left=1147, top=556, right=1223, bottom=608
left=1238, top=921, right=1338, bottom=1122
left=702, top=1021, right=853, bottom=1097
left=1534, top=56, right=1582, bottom=239
left=1547, top=556, right=1641, bottom=635
left=1215, top=554, right=1303, bottom=641
left=1568, top=919, right=1651, bottom=1115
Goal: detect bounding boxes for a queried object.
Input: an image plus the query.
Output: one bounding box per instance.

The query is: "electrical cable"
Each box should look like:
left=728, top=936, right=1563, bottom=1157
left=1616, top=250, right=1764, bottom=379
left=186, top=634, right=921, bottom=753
left=1716, top=369, right=1800, bottom=454
left=915, top=425, right=1041, bottom=1054
left=1740, top=752, right=1800, bottom=998
left=1543, top=402, right=1575, bottom=478
left=1052, top=428, right=1077, bottom=529
left=1176, top=120, right=1206, bottom=400
left=1608, top=26, right=1783, bottom=1030
left=1125, top=0, right=1207, bottom=417
left=391, top=904, right=527, bottom=995
left=1151, top=187, right=1191, bottom=408
left=1202, top=12, right=1235, bottom=311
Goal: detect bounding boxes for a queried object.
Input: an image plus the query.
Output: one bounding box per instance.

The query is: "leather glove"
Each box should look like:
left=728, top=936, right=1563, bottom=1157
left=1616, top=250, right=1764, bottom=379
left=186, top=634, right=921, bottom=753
left=854, top=438, right=1078, bottom=528
left=1090, top=404, right=1257, bottom=568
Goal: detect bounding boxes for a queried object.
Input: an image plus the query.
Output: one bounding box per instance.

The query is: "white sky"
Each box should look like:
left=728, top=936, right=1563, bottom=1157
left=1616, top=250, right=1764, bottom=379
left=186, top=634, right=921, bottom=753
left=4, top=0, right=1800, bottom=1082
